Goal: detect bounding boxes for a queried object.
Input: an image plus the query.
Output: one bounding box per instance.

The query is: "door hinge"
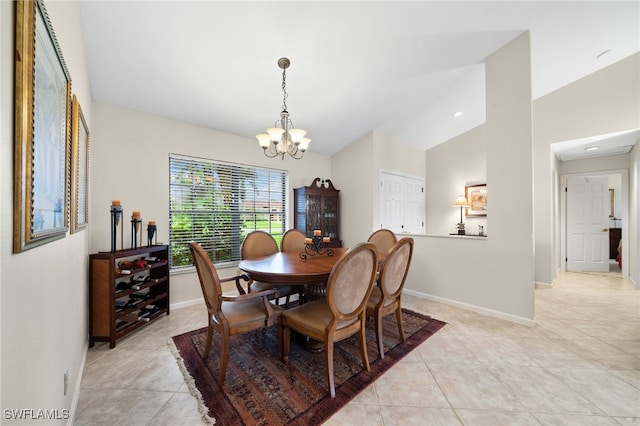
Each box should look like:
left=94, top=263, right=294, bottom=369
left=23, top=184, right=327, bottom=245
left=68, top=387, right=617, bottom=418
left=565, top=187, right=568, bottom=192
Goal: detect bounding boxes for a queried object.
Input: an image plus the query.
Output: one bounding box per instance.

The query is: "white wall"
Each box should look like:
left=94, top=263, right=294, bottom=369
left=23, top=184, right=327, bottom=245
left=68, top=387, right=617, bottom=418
left=331, top=132, right=375, bottom=248
left=90, top=104, right=332, bottom=304
left=630, top=146, right=640, bottom=288
left=372, top=131, right=427, bottom=234
left=1, top=1, right=91, bottom=422
left=399, top=33, right=536, bottom=323
left=332, top=130, right=426, bottom=248
left=559, top=154, right=630, bottom=175
left=425, top=125, right=486, bottom=236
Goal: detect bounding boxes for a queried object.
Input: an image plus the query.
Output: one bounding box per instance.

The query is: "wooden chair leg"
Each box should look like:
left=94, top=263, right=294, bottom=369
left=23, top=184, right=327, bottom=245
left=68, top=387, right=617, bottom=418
left=375, top=312, right=385, bottom=359
left=203, top=323, right=214, bottom=360
left=281, top=325, right=290, bottom=363
left=325, top=341, right=336, bottom=398
left=358, top=320, right=371, bottom=371
left=395, top=306, right=406, bottom=341
left=218, top=335, right=230, bottom=386
left=277, top=323, right=284, bottom=357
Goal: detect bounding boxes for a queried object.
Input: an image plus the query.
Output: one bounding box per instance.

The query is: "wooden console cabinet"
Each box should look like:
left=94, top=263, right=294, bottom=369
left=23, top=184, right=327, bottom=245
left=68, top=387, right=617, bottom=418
left=294, top=178, right=341, bottom=247
left=89, top=245, right=170, bottom=348
left=609, top=228, right=621, bottom=260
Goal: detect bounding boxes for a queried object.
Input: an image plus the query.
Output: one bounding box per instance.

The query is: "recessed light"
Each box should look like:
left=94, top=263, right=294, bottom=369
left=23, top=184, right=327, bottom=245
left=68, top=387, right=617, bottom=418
left=596, top=50, right=612, bottom=59
left=453, top=111, right=463, bottom=118
left=584, top=146, right=600, bottom=151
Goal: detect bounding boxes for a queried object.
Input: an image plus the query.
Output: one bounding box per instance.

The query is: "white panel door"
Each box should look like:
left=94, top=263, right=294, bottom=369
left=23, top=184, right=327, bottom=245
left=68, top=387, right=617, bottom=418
left=380, top=172, right=424, bottom=234
left=380, top=173, right=403, bottom=233
left=567, top=176, right=609, bottom=272
left=403, top=178, right=424, bottom=234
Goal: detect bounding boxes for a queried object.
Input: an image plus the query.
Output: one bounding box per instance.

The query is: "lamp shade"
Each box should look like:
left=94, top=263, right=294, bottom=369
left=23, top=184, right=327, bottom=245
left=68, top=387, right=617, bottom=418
left=299, top=137, right=311, bottom=151
left=452, top=195, right=470, bottom=208
left=266, top=127, right=285, bottom=142
left=288, top=128, right=307, bottom=144
left=256, top=134, right=271, bottom=149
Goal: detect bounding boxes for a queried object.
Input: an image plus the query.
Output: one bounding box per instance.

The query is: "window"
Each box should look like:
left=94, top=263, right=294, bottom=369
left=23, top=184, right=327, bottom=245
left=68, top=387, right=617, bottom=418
left=169, top=154, right=287, bottom=269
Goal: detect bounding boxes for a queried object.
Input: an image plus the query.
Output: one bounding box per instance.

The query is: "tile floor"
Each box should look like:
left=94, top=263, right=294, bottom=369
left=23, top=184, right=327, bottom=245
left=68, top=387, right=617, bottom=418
left=75, top=268, right=639, bottom=425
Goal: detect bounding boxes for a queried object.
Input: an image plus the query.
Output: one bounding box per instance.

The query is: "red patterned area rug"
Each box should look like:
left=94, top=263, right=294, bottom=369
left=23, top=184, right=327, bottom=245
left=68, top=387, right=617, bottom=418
left=170, top=309, right=446, bottom=425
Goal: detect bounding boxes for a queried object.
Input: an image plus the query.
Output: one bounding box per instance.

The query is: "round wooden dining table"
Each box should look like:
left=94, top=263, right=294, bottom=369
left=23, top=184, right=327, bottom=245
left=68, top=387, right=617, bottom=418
left=238, top=248, right=349, bottom=287
left=239, top=246, right=383, bottom=352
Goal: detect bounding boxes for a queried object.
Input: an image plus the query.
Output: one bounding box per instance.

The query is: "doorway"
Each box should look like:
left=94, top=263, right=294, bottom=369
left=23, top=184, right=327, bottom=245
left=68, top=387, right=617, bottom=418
left=560, top=169, right=628, bottom=278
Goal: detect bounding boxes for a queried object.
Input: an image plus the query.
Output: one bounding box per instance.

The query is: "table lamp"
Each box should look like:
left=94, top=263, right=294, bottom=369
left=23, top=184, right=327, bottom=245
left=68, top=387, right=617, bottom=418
left=453, top=195, right=470, bottom=235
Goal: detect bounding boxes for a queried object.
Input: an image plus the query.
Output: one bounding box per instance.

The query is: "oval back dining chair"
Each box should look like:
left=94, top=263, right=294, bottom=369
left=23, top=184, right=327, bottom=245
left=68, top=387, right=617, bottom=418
left=189, top=241, right=281, bottom=386
left=241, top=230, right=298, bottom=307
left=280, top=228, right=307, bottom=253
left=279, top=242, right=378, bottom=398
left=278, top=228, right=309, bottom=304
left=366, top=237, right=414, bottom=359
left=367, top=228, right=398, bottom=254
left=241, top=230, right=280, bottom=259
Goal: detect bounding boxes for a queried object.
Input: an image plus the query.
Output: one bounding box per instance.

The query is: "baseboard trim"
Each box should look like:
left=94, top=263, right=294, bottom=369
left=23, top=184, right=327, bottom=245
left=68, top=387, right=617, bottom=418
left=68, top=339, right=88, bottom=426
left=171, top=298, right=202, bottom=310
left=403, top=289, right=536, bottom=327
left=535, top=281, right=553, bottom=289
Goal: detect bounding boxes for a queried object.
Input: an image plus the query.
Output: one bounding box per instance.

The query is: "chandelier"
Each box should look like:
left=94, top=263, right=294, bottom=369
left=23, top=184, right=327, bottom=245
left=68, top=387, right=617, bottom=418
left=256, top=57, right=310, bottom=160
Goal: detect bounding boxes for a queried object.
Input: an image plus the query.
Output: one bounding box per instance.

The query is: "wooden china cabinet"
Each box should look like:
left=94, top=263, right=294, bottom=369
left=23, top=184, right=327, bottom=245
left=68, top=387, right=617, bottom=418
left=294, top=178, right=342, bottom=248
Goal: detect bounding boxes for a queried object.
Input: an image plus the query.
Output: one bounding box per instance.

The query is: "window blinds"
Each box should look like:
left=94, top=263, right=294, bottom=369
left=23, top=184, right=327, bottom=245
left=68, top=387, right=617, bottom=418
left=169, top=155, right=287, bottom=268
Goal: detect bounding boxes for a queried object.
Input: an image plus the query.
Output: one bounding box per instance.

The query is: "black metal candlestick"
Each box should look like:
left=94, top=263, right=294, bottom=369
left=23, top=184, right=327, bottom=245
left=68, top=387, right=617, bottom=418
left=147, top=223, right=157, bottom=246
left=110, top=204, right=123, bottom=252
left=131, top=217, right=142, bottom=249
left=299, top=235, right=334, bottom=260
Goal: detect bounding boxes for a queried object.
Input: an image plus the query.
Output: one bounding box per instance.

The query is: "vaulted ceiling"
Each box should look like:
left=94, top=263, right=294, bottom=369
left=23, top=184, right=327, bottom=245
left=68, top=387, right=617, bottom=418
left=79, top=1, right=639, bottom=158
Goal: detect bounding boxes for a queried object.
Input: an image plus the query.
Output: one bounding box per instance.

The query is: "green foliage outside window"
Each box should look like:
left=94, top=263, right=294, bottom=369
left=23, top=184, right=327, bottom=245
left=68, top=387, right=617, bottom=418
left=169, top=155, right=287, bottom=268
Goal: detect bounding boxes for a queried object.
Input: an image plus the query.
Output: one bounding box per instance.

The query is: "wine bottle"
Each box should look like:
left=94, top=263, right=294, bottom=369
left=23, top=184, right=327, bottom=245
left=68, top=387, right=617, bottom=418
left=138, top=310, right=151, bottom=322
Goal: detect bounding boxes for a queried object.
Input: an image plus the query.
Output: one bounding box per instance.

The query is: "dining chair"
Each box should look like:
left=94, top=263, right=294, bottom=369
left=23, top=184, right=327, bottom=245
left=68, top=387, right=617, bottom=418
left=189, top=242, right=281, bottom=386
left=367, top=228, right=398, bottom=254
left=280, top=228, right=307, bottom=252
left=279, top=242, right=378, bottom=398
left=365, top=237, right=414, bottom=359
left=279, top=229, right=308, bottom=303
left=241, top=230, right=299, bottom=306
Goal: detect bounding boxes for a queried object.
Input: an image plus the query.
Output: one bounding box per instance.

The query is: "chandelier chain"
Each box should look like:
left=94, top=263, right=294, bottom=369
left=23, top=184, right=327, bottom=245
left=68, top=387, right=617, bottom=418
left=281, top=67, right=288, bottom=112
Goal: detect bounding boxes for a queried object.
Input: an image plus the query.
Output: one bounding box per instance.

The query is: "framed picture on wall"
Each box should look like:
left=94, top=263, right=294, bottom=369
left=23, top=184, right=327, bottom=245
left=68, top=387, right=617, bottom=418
left=609, top=188, right=614, bottom=218
left=70, top=95, right=90, bottom=233
left=465, top=184, right=487, bottom=217
left=13, top=0, right=72, bottom=252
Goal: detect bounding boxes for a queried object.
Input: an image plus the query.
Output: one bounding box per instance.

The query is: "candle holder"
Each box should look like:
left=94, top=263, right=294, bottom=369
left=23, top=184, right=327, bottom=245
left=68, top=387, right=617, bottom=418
left=131, top=211, right=142, bottom=249
left=147, top=221, right=157, bottom=246
left=300, top=235, right=334, bottom=260
left=110, top=201, right=123, bottom=252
